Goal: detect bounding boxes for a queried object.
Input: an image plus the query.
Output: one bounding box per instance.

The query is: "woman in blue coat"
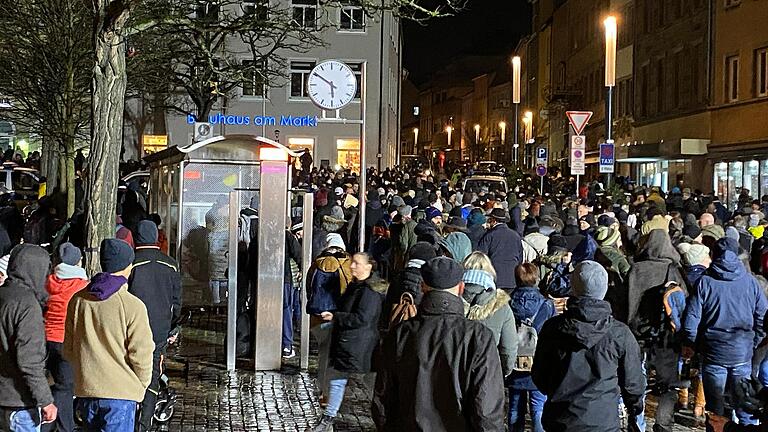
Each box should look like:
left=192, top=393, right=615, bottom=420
left=507, top=263, right=557, bottom=432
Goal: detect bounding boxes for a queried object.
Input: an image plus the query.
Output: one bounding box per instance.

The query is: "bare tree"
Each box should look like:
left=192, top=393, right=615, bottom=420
left=0, top=0, right=92, bottom=217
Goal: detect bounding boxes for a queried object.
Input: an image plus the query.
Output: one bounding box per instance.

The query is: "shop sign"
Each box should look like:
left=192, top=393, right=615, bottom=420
left=186, top=113, right=318, bottom=127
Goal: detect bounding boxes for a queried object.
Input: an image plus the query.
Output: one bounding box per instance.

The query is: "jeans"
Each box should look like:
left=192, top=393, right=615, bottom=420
left=282, top=282, right=296, bottom=350
left=647, top=346, right=680, bottom=432
left=138, top=351, right=163, bottom=432
left=0, top=408, right=41, bottom=432
left=43, top=341, right=74, bottom=432
left=759, top=355, right=768, bottom=387
left=702, top=362, right=757, bottom=425
left=75, top=398, right=136, bottom=432
left=311, top=322, right=333, bottom=395
left=325, top=378, right=348, bottom=417
left=508, top=389, right=545, bottom=432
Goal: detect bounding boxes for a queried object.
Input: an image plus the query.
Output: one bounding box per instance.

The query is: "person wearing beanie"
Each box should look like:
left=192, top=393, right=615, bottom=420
left=365, top=189, right=385, bottom=248
left=479, top=208, right=524, bottom=291
left=390, top=204, right=418, bottom=274
left=677, top=242, right=711, bottom=288
left=425, top=206, right=442, bottom=226
left=306, top=233, right=353, bottom=406
left=0, top=245, right=58, bottom=430
left=466, top=208, right=487, bottom=250
left=682, top=237, right=768, bottom=425
left=64, top=239, right=153, bottom=432
left=682, top=223, right=703, bottom=243
left=128, top=221, right=183, bottom=432
left=43, top=243, right=89, bottom=432
left=594, top=226, right=630, bottom=278
left=373, top=257, right=505, bottom=431
left=384, top=241, right=437, bottom=314
left=532, top=260, right=645, bottom=432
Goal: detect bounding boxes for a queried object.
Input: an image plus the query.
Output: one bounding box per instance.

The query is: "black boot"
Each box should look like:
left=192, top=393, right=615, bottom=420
left=307, top=414, right=335, bottom=432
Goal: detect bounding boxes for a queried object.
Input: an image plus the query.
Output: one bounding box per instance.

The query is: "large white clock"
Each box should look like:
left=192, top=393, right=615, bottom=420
left=307, top=60, right=358, bottom=110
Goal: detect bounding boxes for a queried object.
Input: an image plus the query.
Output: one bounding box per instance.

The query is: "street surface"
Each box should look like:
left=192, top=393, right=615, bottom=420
left=159, top=309, right=705, bottom=432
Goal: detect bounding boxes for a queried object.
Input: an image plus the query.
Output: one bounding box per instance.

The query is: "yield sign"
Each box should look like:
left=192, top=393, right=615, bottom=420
left=566, top=111, right=593, bottom=136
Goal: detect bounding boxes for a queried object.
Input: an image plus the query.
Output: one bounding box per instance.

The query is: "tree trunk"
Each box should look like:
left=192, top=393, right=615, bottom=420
left=64, top=138, right=75, bottom=217
left=40, top=137, right=59, bottom=194
left=84, top=2, right=130, bottom=275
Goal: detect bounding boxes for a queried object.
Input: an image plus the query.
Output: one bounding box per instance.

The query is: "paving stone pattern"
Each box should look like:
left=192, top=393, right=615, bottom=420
left=162, top=309, right=703, bottom=431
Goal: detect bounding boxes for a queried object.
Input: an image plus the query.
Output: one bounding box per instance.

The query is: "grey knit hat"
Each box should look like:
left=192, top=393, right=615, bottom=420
left=571, top=261, right=609, bottom=300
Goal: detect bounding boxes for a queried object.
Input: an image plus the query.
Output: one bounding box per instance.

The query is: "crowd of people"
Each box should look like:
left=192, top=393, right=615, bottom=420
left=295, top=162, right=768, bottom=432
left=0, top=183, right=180, bottom=432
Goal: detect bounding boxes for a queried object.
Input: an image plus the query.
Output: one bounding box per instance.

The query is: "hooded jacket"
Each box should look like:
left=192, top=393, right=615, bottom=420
left=532, top=297, right=645, bottom=432
left=0, top=245, right=54, bottom=408
left=44, top=263, right=89, bottom=343
left=330, top=275, right=386, bottom=373
left=478, top=222, right=523, bottom=290
left=385, top=259, right=425, bottom=313
left=64, top=273, right=154, bottom=402
left=625, top=230, right=686, bottom=333
left=372, top=290, right=505, bottom=432
left=462, top=283, right=518, bottom=376
left=440, top=232, right=472, bottom=263
left=682, top=240, right=768, bottom=366
left=306, top=248, right=352, bottom=315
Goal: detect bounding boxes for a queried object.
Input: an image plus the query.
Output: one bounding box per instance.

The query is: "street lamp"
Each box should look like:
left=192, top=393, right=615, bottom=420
left=511, top=56, right=521, bottom=166
left=473, top=124, right=481, bottom=162
left=604, top=15, right=617, bottom=186
left=413, top=127, right=419, bottom=154
left=446, top=126, right=453, bottom=149
left=499, top=121, right=507, bottom=158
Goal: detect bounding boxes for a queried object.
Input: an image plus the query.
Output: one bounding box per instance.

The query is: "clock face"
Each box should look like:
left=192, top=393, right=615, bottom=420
left=308, top=60, right=358, bottom=110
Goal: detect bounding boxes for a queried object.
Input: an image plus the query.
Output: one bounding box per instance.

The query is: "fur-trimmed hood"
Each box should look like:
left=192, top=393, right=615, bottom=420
left=463, top=288, right=511, bottom=321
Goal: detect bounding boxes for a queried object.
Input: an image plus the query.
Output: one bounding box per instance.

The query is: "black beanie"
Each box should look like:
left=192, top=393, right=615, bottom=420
left=407, top=241, right=438, bottom=262
left=135, top=220, right=159, bottom=246
left=100, top=239, right=135, bottom=273
left=683, top=224, right=702, bottom=240
left=548, top=234, right=569, bottom=253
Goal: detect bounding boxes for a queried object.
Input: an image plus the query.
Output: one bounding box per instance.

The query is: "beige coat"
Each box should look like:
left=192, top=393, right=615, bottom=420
left=64, top=284, right=154, bottom=402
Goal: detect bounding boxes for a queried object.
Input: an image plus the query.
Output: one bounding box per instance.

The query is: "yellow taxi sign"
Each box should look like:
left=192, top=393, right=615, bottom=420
left=143, top=135, right=168, bottom=146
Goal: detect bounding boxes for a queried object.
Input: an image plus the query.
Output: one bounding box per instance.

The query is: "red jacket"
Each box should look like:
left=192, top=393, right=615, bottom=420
left=44, top=266, right=89, bottom=343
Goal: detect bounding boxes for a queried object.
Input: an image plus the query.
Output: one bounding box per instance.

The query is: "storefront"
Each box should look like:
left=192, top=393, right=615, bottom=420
left=636, top=160, right=692, bottom=192
left=713, top=159, right=768, bottom=211
left=336, top=138, right=360, bottom=172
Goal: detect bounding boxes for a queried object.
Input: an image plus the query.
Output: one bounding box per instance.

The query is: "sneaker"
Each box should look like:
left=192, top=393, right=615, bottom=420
left=282, top=347, right=296, bottom=359
left=306, top=415, right=334, bottom=432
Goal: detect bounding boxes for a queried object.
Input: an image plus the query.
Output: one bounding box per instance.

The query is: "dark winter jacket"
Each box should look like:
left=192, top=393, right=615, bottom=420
left=682, top=246, right=768, bottom=366
left=128, top=246, right=182, bottom=351
left=372, top=290, right=505, bottom=432
left=478, top=223, right=523, bottom=290
left=385, top=259, right=425, bottom=313
left=414, top=219, right=441, bottom=247
left=306, top=248, right=352, bottom=315
left=0, top=245, right=54, bottom=408
left=330, top=276, right=386, bottom=374
left=466, top=224, right=485, bottom=250
left=625, top=230, right=686, bottom=338
left=684, top=264, right=708, bottom=288
left=508, top=286, right=557, bottom=391
left=532, top=297, right=645, bottom=432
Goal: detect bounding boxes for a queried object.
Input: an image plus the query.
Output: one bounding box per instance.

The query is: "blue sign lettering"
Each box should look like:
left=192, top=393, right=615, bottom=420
left=186, top=112, right=318, bottom=128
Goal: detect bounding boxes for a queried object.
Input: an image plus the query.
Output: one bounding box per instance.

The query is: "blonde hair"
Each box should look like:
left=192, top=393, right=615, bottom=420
left=463, top=251, right=497, bottom=281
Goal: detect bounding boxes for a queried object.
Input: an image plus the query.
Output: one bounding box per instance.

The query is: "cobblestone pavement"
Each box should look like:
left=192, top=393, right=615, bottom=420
left=161, top=309, right=704, bottom=432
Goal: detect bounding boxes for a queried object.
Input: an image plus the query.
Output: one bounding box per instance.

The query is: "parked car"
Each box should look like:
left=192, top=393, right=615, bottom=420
left=462, top=173, right=508, bottom=195
left=0, top=163, right=41, bottom=208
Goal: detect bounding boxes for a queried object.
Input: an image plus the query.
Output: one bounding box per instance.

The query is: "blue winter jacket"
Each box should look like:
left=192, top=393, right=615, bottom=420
left=478, top=223, right=523, bottom=290
left=684, top=265, right=707, bottom=288
left=508, top=286, right=557, bottom=391
left=682, top=250, right=768, bottom=366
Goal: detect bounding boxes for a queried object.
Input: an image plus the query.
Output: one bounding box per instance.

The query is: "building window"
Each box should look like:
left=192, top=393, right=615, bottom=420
left=757, top=48, right=768, bottom=97
left=289, top=61, right=315, bottom=99
left=725, top=55, right=739, bottom=102
left=347, top=62, right=362, bottom=99
left=195, top=1, right=220, bottom=21
left=339, top=3, right=365, bottom=31
left=241, top=60, right=265, bottom=97
left=672, top=51, right=681, bottom=109
left=656, top=59, right=665, bottom=113
left=242, top=1, right=268, bottom=20
left=292, top=0, right=317, bottom=30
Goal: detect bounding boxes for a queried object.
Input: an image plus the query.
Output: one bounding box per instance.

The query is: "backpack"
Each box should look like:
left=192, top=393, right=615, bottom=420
left=630, top=264, right=684, bottom=345
left=389, top=292, right=417, bottom=329
left=514, top=302, right=544, bottom=372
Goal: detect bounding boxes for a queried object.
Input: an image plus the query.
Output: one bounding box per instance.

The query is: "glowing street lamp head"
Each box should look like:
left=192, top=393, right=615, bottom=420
left=499, top=121, right=506, bottom=129
left=445, top=126, right=453, bottom=133
left=604, top=15, right=617, bottom=87
left=511, top=56, right=521, bottom=104
left=474, top=124, right=480, bottom=132
left=524, top=111, right=533, bottom=121
left=413, top=127, right=419, bottom=134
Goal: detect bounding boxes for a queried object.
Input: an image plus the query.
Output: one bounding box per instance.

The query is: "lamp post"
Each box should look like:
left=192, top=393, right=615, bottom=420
left=474, top=124, right=481, bottom=162
left=446, top=125, right=453, bottom=149
left=512, top=56, right=521, bottom=166
left=604, top=15, right=617, bottom=186
left=523, top=111, right=533, bottom=167
left=413, top=127, right=419, bottom=155
left=499, top=121, right=507, bottom=162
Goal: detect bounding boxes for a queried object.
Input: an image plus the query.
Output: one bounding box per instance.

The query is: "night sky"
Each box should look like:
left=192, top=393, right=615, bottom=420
left=403, top=0, right=532, bottom=85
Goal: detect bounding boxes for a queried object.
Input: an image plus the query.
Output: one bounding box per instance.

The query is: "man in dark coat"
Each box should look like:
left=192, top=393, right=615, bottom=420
left=682, top=237, right=768, bottom=424
left=478, top=208, right=523, bottom=291
left=372, top=257, right=505, bottom=431
left=128, top=221, right=182, bottom=432
left=466, top=208, right=486, bottom=251
left=532, top=261, right=645, bottom=432
left=0, top=245, right=57, bottom=429
left=384, top=242, right=436, bottom=313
